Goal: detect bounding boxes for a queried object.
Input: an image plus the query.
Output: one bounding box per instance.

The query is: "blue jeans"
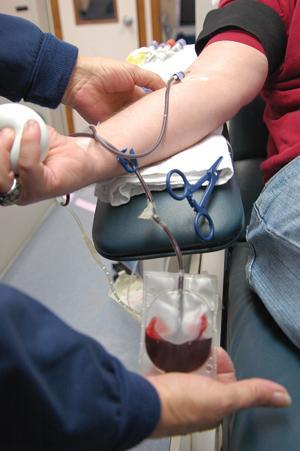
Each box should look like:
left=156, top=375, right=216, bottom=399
left=246, top=157, right=300, bottom=348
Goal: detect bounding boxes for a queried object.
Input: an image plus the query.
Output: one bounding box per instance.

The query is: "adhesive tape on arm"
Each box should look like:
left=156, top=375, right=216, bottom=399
left=0, top=103, right=48, bottom=172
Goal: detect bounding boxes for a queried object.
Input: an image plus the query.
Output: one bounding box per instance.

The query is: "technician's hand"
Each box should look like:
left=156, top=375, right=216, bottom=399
left=62, top=56, right=165, bottom=123
left=0, top=120, right=106, bottom=204
left=148, top=347, right=291, bottom=437
left=0, top=128, right=15, bottom=193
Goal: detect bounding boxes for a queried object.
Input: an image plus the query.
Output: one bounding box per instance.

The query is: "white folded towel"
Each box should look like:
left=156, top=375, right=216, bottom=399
left=95, top=130, right=233, bottom=206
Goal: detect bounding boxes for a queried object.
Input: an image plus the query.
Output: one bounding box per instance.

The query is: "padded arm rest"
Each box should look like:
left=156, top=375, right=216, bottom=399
left=92, top=175, right=244, bottom=261
left=229, top=96, right=268, bottom=161
left=234, top=158, right=264, bottom=232
left=228, top=96, right=268, bottom=236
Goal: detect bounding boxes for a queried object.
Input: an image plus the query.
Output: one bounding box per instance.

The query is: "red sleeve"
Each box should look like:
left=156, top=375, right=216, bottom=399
left=207, top=30, right=265, bottom=55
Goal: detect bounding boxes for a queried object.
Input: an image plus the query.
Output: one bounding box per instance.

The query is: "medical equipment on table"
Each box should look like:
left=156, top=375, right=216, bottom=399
left=126, top=38, right=186, bottom=65
left=156, top=39, right=175, bottom=60
left=0, top=103, right=48, bottom=172
left=149, top=40, right=158, bottom=50
left=166, top=156, right=223, bottom=241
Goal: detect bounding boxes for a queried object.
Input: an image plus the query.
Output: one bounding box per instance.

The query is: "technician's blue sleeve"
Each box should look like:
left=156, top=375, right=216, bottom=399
left=0, top=13, right=78, bottom=108
left=0, top=283, right=160, bottom=450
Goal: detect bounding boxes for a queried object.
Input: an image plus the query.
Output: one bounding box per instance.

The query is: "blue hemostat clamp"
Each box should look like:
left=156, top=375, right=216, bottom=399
left=117, top=148, right=138, bottom=173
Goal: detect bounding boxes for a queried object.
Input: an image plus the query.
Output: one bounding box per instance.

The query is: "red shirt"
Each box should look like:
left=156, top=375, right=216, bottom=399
left=208, top=0, right=300, bottom=181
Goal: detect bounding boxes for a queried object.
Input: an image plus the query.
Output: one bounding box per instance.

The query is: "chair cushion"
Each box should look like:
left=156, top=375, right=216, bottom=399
left=229, top=97, right=268, bottom=161
left=223, top=243, right=300, bottom=451
left=234, top=158, right=264, bottom=233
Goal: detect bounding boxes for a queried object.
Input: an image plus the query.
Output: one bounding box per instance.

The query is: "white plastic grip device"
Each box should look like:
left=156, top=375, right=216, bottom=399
left=0, top=103, right=48, bottom=172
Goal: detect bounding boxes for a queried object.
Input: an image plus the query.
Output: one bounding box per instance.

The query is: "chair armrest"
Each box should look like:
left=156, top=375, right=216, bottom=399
left=92, top=175, right=244, bottom=261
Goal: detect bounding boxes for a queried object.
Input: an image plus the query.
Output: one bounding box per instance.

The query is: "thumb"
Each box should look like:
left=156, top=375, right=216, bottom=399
left=18, top=120, right=42, bottom=170
left=221, top=378, right=292, bottom=415
left=132, top=66, right=165, bottom=91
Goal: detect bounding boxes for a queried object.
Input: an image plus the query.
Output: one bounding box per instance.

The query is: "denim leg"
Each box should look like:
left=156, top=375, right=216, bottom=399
left=223, top=244, right=300, bottom=451
left=246, top=157, right=300, bottom=348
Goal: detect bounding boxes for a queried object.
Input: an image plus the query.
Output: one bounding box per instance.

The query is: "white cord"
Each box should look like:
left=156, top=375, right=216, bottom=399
left=55, top=198, right=141, bottom=322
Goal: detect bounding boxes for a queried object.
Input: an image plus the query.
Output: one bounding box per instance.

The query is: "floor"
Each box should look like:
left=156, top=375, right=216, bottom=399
left=2, top=184, right=170, bottom=451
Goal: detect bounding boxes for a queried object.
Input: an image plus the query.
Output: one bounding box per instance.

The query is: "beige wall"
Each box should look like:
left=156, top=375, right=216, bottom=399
left=57, top=0, right=141, bottom=131
left=57, top=0, right=140, bottom=59
left=196, top=0, right=216, bottom=31
left=0, top=0, right=57, bottom=276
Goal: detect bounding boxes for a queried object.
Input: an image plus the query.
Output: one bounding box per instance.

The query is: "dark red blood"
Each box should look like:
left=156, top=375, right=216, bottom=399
left=145, top=315, right=211, bottom=373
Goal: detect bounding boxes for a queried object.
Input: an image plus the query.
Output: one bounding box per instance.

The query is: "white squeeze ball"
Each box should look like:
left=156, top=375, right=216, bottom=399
left=0, top=103, right=48, bottom=172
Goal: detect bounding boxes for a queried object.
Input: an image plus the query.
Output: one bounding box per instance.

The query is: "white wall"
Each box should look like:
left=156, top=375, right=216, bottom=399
left=196, top=0, right=216, bottom=32
left=57, top=0, right=139, bottom=59
left=57, top=0, right=141, bottom=131
left=0, top=0, right=58, bottom=276
left=144, top=0, right=154, bottom=44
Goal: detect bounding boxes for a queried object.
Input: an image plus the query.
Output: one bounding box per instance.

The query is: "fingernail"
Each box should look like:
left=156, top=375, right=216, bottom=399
left=0, top=127, right=14, bottom=138
left=272, top=391, right=292, bottom=407
left=25, top=119, right=38, bottom=130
